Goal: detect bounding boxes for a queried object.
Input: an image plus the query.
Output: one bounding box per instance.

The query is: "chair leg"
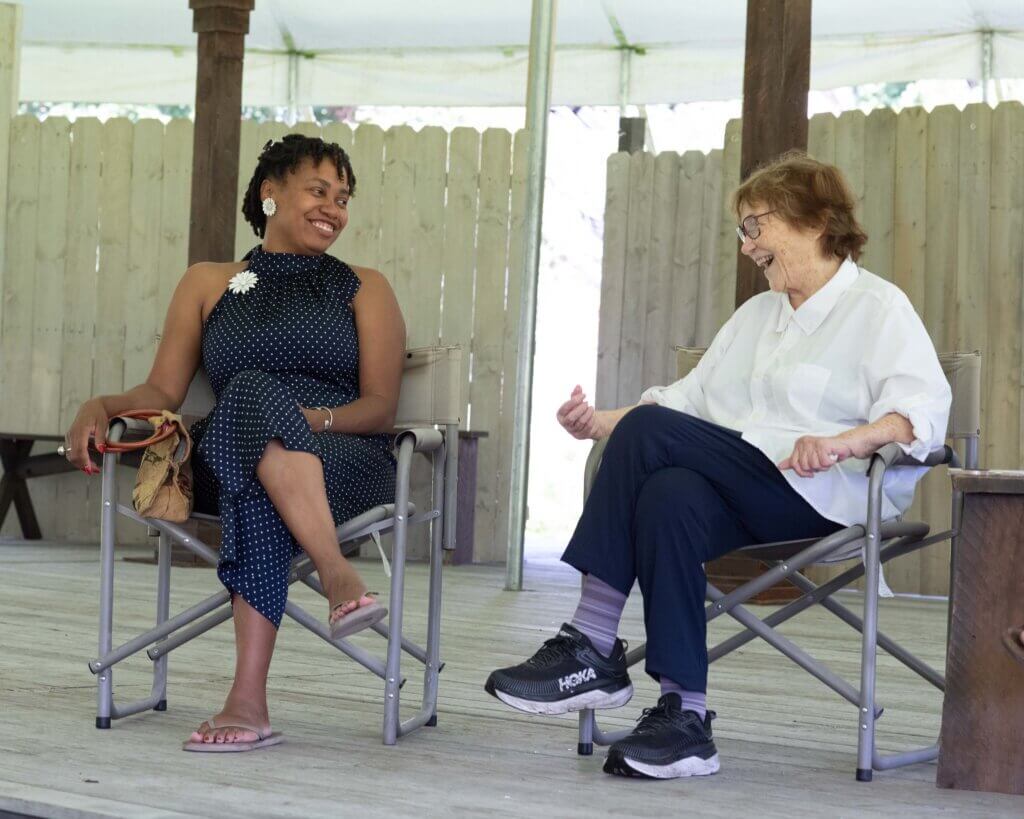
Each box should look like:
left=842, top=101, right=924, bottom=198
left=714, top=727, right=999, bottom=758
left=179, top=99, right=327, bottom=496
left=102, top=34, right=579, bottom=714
left=382, top=512, right=407, bottom=745
left=382, top=437, right=414, bottom=745
left=422, top=444, right=447, bottom=728
left=578, top=709, right=595, bottom=755
left=856, top=509, right=883, bottom=780
left=96, top=452, right=118, bottom=729
left=152, top=531, right=171, bottom=711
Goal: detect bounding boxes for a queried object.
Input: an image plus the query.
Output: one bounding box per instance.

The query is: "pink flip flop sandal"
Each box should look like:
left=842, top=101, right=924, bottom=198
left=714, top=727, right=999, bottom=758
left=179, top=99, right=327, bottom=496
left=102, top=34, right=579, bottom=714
left=182, top=717, right=283, bottom=753
left=329, top=593, right=388, bottom=640
left=1002, top=625, right=1024, bottom=667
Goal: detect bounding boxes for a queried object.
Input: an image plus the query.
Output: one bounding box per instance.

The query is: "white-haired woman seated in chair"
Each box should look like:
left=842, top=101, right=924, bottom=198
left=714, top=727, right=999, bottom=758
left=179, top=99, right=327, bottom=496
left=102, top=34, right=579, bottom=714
left=486, top=151, right=951, bottom=780
left=64, top=135, right=406, bottom=751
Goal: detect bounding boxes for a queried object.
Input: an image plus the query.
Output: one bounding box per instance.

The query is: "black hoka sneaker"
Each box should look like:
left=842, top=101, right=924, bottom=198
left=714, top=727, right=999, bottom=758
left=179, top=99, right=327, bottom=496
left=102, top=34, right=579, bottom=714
left=484, top=623, right=633, bottom=715
left=603, top=693, right=720, bottom=779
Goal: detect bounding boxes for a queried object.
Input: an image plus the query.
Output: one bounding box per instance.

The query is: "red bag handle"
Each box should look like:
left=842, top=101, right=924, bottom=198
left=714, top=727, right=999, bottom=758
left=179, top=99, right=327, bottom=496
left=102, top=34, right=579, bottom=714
left=102, top=410, right=179, bottom=453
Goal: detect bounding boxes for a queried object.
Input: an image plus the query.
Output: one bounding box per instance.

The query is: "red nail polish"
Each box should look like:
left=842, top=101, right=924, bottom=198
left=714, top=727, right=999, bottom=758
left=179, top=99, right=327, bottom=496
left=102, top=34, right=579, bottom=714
left=96, top=443, right=106, bottom=453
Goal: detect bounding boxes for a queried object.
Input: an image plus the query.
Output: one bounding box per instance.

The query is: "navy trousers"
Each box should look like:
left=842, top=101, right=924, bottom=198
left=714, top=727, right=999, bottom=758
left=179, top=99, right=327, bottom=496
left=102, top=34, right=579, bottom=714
left=561, top=405, right=842, bottom=693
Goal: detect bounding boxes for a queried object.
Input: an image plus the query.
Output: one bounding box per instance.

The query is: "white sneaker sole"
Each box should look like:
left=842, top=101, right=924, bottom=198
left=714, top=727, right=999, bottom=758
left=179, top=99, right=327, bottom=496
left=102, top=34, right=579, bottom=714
left=623, top=752, right=721, bottom=779
left=494, top=683, right=634, bottom=715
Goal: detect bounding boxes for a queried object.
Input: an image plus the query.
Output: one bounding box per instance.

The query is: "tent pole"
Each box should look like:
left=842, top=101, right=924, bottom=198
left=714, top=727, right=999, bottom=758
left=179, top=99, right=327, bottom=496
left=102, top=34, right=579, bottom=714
left=0, top=2, right=21, bottom=287
left=505, top=0, right=557, bottom=591
left=981, top=29, right=994, bottom=104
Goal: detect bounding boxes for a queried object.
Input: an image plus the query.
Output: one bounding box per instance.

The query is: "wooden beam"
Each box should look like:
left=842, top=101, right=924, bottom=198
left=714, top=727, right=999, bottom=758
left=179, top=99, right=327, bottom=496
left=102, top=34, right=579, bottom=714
left=188, top=0, right=255, bottom=265
left=734, top=0, right=812, bottom=306
left=708, top=0, right=812, bottom=604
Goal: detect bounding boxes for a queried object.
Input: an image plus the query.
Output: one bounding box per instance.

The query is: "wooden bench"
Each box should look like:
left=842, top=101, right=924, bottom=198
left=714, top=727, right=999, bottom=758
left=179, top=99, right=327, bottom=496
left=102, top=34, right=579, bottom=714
left=0, top=433, right=76, bottom=539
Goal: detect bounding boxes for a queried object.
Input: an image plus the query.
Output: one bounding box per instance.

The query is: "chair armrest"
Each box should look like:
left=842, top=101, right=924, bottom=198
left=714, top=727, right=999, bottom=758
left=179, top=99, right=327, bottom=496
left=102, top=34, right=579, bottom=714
left=106, top=416, right=156, bottom=445
left=395, top=427, right=444, bottom=453
left=872, top=442, right=954, bottom=470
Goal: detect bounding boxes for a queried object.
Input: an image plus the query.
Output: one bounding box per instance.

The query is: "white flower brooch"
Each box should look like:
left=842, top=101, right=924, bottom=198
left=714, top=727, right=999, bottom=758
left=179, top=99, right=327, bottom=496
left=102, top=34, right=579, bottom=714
left=227, top=269, right=258, bottom=295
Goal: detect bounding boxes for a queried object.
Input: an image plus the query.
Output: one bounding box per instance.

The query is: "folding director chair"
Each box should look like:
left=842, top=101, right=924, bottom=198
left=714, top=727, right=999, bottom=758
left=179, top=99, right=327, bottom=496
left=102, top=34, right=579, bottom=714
left=577, top=348, right=980, bottom=781
left=89, top=345, right=462, bottom=746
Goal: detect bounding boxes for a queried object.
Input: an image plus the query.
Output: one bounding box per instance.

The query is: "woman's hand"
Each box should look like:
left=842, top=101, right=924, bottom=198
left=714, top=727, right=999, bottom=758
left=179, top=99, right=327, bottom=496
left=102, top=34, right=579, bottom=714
left=557, top=386, right=604, bottom=440
left=778, top=435, right=854, bottom=478
left=65, top=398, right=108, bottom=475
left=301, top=406, right=330, bottom=432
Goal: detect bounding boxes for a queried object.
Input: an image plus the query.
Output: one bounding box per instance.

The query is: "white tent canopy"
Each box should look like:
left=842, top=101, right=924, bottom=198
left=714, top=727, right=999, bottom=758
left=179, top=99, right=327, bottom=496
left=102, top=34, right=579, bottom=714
left=15, top=0, right=1024, bottom=107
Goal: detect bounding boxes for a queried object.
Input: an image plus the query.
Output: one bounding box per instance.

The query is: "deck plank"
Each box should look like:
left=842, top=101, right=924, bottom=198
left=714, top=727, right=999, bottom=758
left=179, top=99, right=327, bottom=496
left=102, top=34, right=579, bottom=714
left=0, top=541, right=1017, bottom=818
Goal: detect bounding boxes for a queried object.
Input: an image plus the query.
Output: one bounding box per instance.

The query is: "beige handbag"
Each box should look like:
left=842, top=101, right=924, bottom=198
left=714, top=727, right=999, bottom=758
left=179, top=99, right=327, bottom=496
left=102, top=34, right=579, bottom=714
left=105, top=410, right=194, bottom=522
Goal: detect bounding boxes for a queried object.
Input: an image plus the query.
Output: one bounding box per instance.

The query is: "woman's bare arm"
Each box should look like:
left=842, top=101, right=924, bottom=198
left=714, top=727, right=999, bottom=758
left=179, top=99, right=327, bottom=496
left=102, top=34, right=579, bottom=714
left=592, top=406, right=637, bottom=439
left=779, top=412, right=915, bottom=478
left=64, top=263, right=221, bottom=469
left=305, top=267, right=405, bottom=435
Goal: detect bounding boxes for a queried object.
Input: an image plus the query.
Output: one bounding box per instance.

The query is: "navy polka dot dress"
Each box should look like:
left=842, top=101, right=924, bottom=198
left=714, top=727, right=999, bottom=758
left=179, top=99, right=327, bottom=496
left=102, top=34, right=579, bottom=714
left=190, top=246, right=396, bottom=628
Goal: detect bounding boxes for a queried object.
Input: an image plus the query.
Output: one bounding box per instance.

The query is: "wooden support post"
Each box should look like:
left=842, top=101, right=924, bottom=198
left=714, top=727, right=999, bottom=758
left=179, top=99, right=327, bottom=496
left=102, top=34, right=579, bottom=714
left=188, top=0, right=254, bottom=265
left=618, top=116, right=646, bottom=154
left=0, top=2, right=21, bottom=331
left=707, top=0, right=812, bottom=604
left=734, top=0, right=812, bottom=305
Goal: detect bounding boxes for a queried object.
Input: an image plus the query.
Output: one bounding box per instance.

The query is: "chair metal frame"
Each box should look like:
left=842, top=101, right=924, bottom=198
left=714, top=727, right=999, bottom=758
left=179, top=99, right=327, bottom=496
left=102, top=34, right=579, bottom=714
left=576, top=350, right=980, bottom=781
left=90, top=345, right=461, bottom=746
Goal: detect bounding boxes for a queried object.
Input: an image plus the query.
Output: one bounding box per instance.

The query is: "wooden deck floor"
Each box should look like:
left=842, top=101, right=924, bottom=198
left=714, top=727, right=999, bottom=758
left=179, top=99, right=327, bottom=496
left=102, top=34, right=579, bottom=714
left=0, top=540, right=1019, bottom=818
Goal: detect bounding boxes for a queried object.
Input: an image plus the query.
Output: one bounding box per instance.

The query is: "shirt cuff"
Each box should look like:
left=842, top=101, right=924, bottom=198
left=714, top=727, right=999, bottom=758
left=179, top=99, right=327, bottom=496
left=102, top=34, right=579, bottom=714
left=639, top=386, right=665, bottom=406
left=889, top=404, right=936, bottom=462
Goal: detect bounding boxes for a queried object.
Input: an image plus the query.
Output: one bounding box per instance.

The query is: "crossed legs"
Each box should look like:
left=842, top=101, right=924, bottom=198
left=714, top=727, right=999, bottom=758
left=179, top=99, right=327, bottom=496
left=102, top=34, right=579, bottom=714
left=191, top=439, right=375, bottom=745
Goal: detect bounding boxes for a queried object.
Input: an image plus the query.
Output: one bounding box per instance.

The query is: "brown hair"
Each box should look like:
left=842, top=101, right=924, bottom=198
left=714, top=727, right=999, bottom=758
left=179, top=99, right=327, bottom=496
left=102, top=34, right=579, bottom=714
left=732, top=150, right=868, bottom=262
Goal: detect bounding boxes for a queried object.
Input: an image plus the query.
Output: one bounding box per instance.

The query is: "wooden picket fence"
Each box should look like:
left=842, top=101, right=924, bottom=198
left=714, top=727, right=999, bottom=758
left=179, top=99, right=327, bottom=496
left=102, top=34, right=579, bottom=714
left=597, top=101, right=1024, bottom=595
left=0, top=116, right=527, bottom=562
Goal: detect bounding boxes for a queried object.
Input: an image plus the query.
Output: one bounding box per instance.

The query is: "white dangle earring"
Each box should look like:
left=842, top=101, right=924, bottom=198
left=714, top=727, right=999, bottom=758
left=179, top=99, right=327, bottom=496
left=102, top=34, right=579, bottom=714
left=262, top=197, right=277, bottom=217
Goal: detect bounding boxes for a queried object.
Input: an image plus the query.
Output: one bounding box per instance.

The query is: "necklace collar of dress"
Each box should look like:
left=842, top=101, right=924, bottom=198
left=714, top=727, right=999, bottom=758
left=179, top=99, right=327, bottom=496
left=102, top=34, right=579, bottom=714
left=247, top=246, right=326, bottom=274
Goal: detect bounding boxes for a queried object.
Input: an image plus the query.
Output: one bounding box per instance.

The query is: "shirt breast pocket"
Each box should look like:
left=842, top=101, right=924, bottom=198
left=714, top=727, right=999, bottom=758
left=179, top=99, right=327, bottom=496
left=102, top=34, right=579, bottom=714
left=784, top=363, right=832, bottom=419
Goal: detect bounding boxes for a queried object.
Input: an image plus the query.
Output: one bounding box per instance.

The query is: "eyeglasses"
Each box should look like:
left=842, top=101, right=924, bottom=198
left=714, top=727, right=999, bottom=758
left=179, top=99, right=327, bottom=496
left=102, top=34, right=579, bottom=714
left=736, top=210, right=775, bottom=242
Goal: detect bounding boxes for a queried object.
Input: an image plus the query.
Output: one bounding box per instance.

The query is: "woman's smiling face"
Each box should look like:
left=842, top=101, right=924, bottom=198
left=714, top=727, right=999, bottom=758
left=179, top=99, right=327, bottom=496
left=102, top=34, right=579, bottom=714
left=737, top=202, right=824, bottom=294
left=261, top=158, right=350, bottom=254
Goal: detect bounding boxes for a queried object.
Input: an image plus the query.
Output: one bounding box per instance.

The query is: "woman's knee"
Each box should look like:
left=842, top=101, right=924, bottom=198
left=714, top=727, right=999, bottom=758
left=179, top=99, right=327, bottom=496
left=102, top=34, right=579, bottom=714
left=259, top=438, right=286, bottom=466
left=634, top=468, right=717, bottom=554
left=256, top=439, right=319, bottom=487
left=637, top=467, right=710, bottom=512
left=220, top=370, right=288, bottom=404
left=224, top=368, right=271, bottom=390
left=607, top=404, right=702, bottom=455
left=610, top=403, right=663, bottom=441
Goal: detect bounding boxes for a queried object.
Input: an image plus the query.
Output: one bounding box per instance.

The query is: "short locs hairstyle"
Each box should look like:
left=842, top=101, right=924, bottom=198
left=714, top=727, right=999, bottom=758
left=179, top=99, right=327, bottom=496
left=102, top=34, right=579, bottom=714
left=732, top=150, right=868, bottom=262
left=241, top=134, right=357, bottom=238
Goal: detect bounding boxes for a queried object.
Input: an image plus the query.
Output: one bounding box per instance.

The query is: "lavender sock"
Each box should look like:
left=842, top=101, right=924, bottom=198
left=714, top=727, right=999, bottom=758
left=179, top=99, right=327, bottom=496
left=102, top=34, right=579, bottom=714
left=570, top=573, right=627, bottom=658
left=660, top=677, right=707, bottom=720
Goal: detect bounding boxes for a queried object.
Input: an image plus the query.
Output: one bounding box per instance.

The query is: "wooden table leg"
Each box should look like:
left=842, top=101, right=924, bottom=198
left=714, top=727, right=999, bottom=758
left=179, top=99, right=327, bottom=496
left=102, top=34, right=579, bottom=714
left=453, top=436, right=479, bottom=565
left=0, top=439, right=42, bottom=539
left=937, top=473, right=1024, bottom=795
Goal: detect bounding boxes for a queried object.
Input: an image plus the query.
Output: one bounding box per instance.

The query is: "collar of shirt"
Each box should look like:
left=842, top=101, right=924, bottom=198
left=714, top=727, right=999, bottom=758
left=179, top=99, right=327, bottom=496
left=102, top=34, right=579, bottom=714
left=775, top=256, right=860, bottom=335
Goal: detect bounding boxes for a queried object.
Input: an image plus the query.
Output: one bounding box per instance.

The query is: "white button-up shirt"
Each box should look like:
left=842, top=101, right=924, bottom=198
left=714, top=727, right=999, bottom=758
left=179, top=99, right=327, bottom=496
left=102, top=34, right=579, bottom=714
left=639, top=258, right=951, bottom=528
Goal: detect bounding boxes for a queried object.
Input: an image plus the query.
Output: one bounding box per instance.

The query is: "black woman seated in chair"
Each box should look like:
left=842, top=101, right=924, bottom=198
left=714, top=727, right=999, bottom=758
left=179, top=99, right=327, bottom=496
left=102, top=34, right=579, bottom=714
left=65, top=135, right=406, bottom=752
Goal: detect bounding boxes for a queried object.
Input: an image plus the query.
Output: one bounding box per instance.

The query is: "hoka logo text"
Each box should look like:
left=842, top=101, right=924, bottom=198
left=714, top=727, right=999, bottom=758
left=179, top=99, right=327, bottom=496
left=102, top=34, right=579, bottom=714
left=558, top=668, right=597, bottom=692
